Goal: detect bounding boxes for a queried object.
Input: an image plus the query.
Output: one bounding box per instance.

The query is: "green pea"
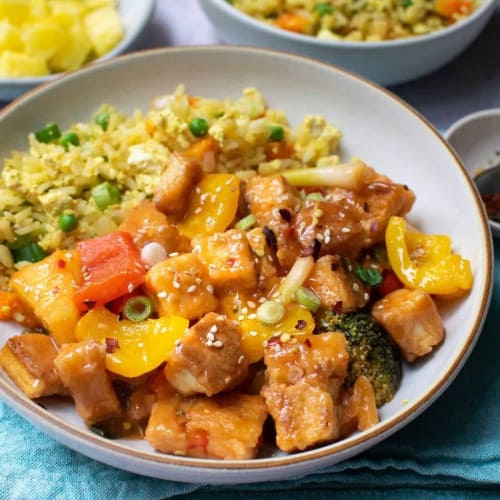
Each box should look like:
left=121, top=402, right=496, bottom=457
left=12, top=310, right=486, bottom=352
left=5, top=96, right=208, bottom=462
left=95, top=112, right=110, bottom=131
left=35, top=123, right=61, bottom=143
left=189, top=117, right=209, bottom=138
left=60, top=132, right=80, bottom=151
left=268, top=124, right=284, bottom=142
left=315, top=3, right=334, bottom=16
left=58, top=212, right=78, bottom=232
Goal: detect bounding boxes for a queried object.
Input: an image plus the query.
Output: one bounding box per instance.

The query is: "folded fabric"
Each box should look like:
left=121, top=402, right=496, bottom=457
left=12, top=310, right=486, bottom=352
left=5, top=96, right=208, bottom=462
left=1, top=247, right=499, bottom=500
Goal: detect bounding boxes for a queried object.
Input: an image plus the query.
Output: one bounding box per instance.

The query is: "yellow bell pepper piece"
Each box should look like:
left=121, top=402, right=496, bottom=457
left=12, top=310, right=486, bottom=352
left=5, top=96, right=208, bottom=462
left=75, top=307, right=189, bottom=378
left=178, top=174, right=240, bottom=239
left=385, top=216, right=473, bottom=296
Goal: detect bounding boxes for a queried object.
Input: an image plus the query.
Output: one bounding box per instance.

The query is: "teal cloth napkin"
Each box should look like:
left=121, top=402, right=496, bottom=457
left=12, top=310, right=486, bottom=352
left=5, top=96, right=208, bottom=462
left=1, top=247, right=499, bottom=500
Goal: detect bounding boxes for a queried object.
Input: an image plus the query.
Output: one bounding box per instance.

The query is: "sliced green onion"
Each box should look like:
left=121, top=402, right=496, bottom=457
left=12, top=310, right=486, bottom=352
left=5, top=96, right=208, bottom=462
left=257, top=300, right=285, bottom=326
left=315, top=3, right=334, bottom=16
left=13, top=242, right=46, bottom=263
left=305, top=192, right=324, bottom=201
left=295, top=286, right=321, bottom=313
left=7, top=233, right=34, bottom=251
left=281, top=162, right=368, bottom=191
left=91, top=181, right=121, bottom=211
left=272, top=256, right=315, bottom=305
left=60, top=132, right=79, bottom=151
left=268, top=124, right=284, bottom=142
left=124, top=296, right=154, bottom=322
left=189, top=117, right=209, bottom=138
left=95, top=112, right=110, bottom=131
left=35, top=123, right=61, bottom=143
left=235, top=214, right=257, bottom=231
left=58, top=212, right=78, bottom=232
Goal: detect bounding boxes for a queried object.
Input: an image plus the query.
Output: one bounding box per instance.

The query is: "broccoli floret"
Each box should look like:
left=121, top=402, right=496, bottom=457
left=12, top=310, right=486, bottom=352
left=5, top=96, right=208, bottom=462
left=316, top=310, right=401, bottom=407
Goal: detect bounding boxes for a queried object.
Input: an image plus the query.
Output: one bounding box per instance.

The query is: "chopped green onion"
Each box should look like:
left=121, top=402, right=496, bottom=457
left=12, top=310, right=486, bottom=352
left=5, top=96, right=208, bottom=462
left=34, top=123, right=61, bottom=143
left=58, top=212, right=78, bottom=232
left=305, top=192, right=324, bottom=201
left=272, top=256, right=315, bottom=305
left=13, top=242, right=46, bottom=263
left=95, top=112, right=110, bottom=131
left=268, top=124, right=284, bottom=142
left=257, top=300, right=285, bottom=326
left=189, top=117, right=209, bottom=137
left=124, top=296, right=154, bottom=322
left=295, top=286, right=321, bottom=312
left=7, top=233, right=34, bottom=251
left=235, top=214, right=257, bottom=231
left=315, top=3, right=334, bottom=16
left=355, top=264, right=383, bottom=287
left=60, top=132, right=79, bottom=151
left=91, top=181, right=121, bottom=211
left=402, top=0, right=413, bottom=7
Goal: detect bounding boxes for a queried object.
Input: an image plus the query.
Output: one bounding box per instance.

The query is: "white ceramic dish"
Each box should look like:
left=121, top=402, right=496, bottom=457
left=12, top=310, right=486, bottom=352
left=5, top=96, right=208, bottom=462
left=0, top=46, right=493, bottom=484
left=445, top=108, right=500, bottom=239
left=199, top=0, right=496, bottom=87
left=0, top=0, right=155, bottom=102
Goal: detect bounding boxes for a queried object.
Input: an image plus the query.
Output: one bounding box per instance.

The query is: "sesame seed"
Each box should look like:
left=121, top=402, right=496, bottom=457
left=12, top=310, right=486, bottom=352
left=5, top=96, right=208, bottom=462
left=247, top=313, right=257, bottom=320
left=238, top=314, right=245, bottom=321
left=237, top=355, right=245, bottom=365
left=194, top=207, right=202, bottom=214
left=210, top=324, right=218, bottom=333
left=247, top=300, right=256, bottom=309
left=173, top=280, right=180, bottom=289
left=206, top=284, right=214, bottom=294
left=213, top=340, right=223, bottom=348
left=195, top=277, right=202, bottom=285
left=341, top=227, right=351, bottom=233
left=280, top=333, right=291, bottom=343
left=216, top=314, right=225, bottom=321
left=364, top=292, right=370, bottom=301
left=127, top=283, right=134, bottom=293
left=207, top=332, right=215, bottom=341
left=169, top=252, right=179, bottom=257
left=249, top=330, right=258, bottom=337
left=206, top=339, right=213, bottom=347
left=158, top=291, right=167, bottom=298
left=353, top=282, right=360, bottom=292
left=187, top=285, right=197, bottom=293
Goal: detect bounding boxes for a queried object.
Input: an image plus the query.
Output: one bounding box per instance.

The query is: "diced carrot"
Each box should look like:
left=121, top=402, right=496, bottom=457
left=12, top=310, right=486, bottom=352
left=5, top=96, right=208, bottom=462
left=188, top=95, right=200, bottom=107
left=275, top=12, right=310, bottom=33
left=74, top=231, right=146, bottom=311
left=435, top=0, right=472, bottom=17
left=183, top=136, right=218, bottom=164
left=145, top=121, right=157, bottom=135
left=265, top=141, right=294, bottom=160
left=377, top=269, right=404, bottom=297
left=0, top=291, right=18, bottom=321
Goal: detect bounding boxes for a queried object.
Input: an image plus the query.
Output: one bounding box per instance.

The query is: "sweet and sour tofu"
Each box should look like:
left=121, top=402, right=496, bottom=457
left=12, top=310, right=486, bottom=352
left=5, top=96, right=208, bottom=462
left=165, top=312, right=248, bottom=397
left=146, top=390, right=267, bottom=459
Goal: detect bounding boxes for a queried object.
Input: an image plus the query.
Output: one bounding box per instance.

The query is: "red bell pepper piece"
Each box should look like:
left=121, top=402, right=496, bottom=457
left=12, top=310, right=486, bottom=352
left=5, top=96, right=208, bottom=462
left=74, top=231, right=145, bottom=311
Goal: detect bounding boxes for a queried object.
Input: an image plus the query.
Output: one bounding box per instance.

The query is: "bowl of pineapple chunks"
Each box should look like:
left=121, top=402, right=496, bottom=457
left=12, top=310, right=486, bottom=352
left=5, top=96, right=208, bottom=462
left=0, top=0, right=155, bottom=101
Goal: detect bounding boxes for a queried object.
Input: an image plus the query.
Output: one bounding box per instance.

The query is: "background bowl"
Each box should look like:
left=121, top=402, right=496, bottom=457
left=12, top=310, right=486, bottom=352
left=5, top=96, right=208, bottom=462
left=0, top=46, right=492, bottom=484
left=0, top=0, right=155, bottom=102
left=445, top=108, right=500, bottom=239
left=199, top=0, right=496, bottom=87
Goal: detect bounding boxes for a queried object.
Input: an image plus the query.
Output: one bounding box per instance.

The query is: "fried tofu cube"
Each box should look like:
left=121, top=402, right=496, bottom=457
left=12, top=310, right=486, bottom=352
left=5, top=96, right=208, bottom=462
left=119, top=200, right=190, bottom=253
left=305, top=255, right=369, bottom=312
left=192, top=229, right=257, bottom=291
left=153, top=154, right=202, bottom=219
left=165, top=312, right=248, bottom=397
left=144, top=253, right=217, bottom=320
left=9, top=250, right=82, bottom=346
left=54, top=339, right=121, bottom=425
left=145, top=391, right=268, bottom=459
left=263, top=381, right=338, bottom=452
left=372, top=288, right=444, bottom=362
left=0, top=333, right=66, bottom=399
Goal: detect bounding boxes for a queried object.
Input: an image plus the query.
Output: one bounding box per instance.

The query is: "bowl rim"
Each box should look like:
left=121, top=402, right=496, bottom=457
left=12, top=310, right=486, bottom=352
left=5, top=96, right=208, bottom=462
left=0, top=0, right=156, bottom=86
left=204, top=0, right=495, bottom=49
left=0, top=44, right=493, bottom=473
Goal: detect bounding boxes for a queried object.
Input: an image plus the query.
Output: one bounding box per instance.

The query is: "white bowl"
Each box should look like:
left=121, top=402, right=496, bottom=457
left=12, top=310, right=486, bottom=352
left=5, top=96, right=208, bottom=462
left=0, top=46, right=493, bottom=484
left=0, top=0, right=155, bottom=102
left=445, top=108, right=500, bottom=239
left=199, top=0, right=496, bottom=87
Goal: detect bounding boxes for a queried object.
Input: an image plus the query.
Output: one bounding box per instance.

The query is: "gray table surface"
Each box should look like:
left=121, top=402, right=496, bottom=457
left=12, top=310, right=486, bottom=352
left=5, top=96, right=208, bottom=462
left=135, top=0, right=500, bottom=134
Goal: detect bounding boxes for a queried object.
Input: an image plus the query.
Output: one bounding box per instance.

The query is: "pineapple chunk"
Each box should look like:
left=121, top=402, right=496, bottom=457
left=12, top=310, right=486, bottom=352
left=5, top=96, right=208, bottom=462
left=0, top=50, right=48, bottom=76
left=0, top=0, right=31, bottom=26
left=0, top=20, right=24, bottom=52
left=49, top=20, right=91, bottom=72
left=0, top=333, right=66, bottom=399
left=84, top=6, right=123, bottom=57
left=9, top=250, right=82, bottom=345
left=23, top=18, right=66, bottom=60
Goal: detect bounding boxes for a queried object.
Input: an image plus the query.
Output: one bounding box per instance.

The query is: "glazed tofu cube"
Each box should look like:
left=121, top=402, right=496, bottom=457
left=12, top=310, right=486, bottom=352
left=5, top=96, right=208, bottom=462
left=262, top=381, right=338, bottom=452
left=245, top=175, right=302, bottom=270
left=144, top=253, right=217, bottom=320
left=153, top=153, right=202, bottom=219
left=9, top=250, right=82, bottom=346
left=54, top=339, right=121, bottom=425
left=305, top=255, right=369, bottom=312
left=372, top=288, right=444, bottom=362
left=119, top=200, right=190, bottom=254
left=145, top=391, right=268, bottom=459
left=164, top=312, right=248, bottom=397
left=0, top=333, right=66, bottom=399
left=261, top=332, right=349, bottom=452
left=192, top=229, right=257, bottom=291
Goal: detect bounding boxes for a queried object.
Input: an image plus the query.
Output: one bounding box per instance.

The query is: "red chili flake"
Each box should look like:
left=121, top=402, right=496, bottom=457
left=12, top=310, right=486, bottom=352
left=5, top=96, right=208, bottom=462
left=331, top=301, right=343, bottom=313
left=105, top=337, right=120, bottom=353
left=295, top=319, right=307, bottom=330
left=226, top=257, right=236, bottom=267
left=304, top=338, right=312, bottom=347
left=51, top=286, right=60, bottom=296
left=57, top=259, right=66, bottom=269
left=266, top=336, right=281, bottom=346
